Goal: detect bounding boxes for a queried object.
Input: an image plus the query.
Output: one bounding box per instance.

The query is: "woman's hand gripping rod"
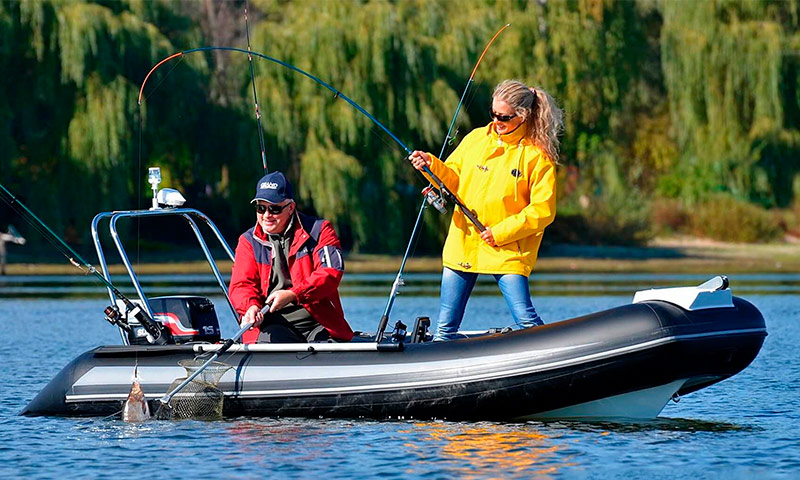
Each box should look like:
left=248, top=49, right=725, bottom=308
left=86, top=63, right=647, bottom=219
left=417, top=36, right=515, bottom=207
left=407, top=151, right=486, bottom=232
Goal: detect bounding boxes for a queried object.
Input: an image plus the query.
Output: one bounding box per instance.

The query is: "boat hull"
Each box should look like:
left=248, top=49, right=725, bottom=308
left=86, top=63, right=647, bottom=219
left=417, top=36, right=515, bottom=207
left=22, top=297, right=766, bottom=420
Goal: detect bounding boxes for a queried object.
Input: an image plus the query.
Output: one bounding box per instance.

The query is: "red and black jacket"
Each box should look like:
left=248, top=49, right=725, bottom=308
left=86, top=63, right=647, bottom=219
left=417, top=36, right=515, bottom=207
left=229, top=211, right=353, bottom=343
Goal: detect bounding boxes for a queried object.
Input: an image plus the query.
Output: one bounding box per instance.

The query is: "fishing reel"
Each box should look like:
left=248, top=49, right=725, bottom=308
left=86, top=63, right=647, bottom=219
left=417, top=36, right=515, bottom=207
left=103, top=305, right=131, bottom=332
left=105, top=300, right=171, bottom=345
left=422, top=186, right=447, bottom=215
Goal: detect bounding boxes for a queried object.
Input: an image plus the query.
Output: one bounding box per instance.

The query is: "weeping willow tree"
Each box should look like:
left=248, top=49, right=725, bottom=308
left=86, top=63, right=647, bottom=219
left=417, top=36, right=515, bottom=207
left=5, top=0, right=798, bottom=254
left=0, top=0, right=205, bottom=239
left=246, top=0, right=503, bottom=251
left=241, top=0, right=662, bottom=250
left=0, top=0, right=264, bottom=246
left=661, top=0, right=800, bottom=207
left=484, top=0, right=664, bottom=237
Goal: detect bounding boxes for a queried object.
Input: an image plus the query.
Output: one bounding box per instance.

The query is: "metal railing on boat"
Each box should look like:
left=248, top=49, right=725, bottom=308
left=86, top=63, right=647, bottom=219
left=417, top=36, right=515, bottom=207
left=91, top=208, right=238, bottom=344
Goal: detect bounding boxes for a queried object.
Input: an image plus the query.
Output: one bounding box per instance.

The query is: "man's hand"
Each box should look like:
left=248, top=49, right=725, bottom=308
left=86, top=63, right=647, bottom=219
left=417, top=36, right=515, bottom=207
left=242, top=304, right=265, bottom=328
left=265, top=289, right=298, bottom=312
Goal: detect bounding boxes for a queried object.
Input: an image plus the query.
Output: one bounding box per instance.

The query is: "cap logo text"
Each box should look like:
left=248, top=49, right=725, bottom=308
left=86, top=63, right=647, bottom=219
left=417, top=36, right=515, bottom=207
left=260, top=182, right=279, bottom=190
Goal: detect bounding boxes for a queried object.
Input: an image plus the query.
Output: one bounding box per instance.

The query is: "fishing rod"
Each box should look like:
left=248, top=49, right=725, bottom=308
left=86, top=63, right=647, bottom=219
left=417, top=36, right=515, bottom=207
left=137, top=45, right=484, bottom=231
left=375, top=24, right=511, bottom=341
left=0, top=183, right=168, bottom=345
left=244, top=0, right=268, bottom=173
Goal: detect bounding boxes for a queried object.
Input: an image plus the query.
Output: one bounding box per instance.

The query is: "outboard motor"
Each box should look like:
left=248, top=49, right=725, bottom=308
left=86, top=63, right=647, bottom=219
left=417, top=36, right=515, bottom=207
left=127, top=296, right=221, bottom=345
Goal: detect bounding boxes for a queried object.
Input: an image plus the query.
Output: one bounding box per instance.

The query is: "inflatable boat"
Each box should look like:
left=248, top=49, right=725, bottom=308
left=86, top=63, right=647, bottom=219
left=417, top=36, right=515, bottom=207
left=23, top=281, right=765, bottom=420
left=20, top=191, right=767, bottom=420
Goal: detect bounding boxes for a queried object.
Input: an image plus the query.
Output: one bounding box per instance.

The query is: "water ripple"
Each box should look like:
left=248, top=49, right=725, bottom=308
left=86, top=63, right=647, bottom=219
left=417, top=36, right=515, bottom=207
left=0, top=292, right=798, bottom=477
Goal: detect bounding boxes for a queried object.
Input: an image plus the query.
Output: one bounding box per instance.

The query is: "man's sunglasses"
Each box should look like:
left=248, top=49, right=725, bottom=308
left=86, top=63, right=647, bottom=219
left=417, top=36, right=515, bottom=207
left=489, top=109, right=517, bottom=122
left=255, top=203, right=290, bottom=215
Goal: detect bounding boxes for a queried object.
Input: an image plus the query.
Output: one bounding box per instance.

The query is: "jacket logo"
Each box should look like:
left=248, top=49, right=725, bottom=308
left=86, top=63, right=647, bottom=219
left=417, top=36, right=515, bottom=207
left=477, top=165, right=489, bottom=172
left=260, top=181, right=279, bottom=190
left=457, top=262, right=472, bottom=269
left=511, top=169, right=522, bottom=178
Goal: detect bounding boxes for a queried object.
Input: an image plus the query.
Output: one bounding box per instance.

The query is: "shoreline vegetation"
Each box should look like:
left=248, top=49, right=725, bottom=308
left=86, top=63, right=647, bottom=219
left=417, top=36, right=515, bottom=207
left=4, top=2, right=800, bottom=257
left=4, top=237, right=799, bottom=276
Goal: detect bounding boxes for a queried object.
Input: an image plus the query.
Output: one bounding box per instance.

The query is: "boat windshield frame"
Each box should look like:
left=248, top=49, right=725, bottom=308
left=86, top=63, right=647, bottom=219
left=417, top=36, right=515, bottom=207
left=91, top=207, right=237, bottom=344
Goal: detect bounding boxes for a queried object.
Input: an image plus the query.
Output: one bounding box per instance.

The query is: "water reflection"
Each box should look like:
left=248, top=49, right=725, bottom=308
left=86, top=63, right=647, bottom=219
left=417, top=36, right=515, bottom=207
left=402, top=422, right=573, bottom=477
left=222, top=418, right=574, bottom=476
left=225, top=419, right=344, bottom=469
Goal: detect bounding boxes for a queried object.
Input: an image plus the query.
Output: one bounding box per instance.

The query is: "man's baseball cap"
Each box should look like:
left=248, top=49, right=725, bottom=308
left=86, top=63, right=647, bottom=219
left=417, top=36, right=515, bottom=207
left=251, top=171, right=294, bottom=204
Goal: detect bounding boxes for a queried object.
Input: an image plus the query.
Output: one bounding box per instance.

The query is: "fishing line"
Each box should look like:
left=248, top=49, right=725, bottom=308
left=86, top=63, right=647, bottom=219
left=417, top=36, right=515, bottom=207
left=0, top=184, right=168, bottom=344
left=78, top=409, right=124, bottom=424
left=74, top=409, right=124, bottom=426
left=136, top=99, right=142, bottom=271
left=135, top=54, right=186, bottom=271
left=244, top=0, right=269, bottom=173
left=138, top=45, right=486, bottom=233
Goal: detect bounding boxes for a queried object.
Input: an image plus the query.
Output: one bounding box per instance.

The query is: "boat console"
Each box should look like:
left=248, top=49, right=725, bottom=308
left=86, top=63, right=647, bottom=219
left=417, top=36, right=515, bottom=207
left=632, top=275, right=733, bottom=311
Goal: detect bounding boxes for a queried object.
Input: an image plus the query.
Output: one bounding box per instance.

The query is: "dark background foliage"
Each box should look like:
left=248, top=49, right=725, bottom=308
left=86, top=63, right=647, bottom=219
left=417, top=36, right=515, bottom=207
left=2, top=0, right=798, bottom=257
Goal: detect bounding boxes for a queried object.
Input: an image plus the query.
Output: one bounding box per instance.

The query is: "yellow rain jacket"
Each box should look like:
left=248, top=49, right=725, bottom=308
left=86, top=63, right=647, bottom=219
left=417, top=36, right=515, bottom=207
left=424, top=123, right=556, bottom=276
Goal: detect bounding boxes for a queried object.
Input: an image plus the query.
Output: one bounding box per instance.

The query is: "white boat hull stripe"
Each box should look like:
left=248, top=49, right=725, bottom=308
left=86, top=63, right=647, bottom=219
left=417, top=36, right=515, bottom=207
left=66, top=328, right=765, bottom=402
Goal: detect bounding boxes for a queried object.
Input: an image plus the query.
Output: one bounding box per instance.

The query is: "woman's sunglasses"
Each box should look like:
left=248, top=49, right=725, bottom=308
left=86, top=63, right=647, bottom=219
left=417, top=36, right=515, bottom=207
left=489, top=109, right=517, bottom=123
left=255, top=203, right=290, bottom=215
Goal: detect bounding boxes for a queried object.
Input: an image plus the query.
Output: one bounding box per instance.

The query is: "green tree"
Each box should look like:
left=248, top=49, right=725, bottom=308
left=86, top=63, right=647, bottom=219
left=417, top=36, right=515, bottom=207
left=661, top=0, right=800, bottom=207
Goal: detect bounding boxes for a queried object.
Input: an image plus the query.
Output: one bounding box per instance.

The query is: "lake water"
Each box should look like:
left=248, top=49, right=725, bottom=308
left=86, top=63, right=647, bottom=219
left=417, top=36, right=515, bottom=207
left=1, top=273, right=798, bottom=478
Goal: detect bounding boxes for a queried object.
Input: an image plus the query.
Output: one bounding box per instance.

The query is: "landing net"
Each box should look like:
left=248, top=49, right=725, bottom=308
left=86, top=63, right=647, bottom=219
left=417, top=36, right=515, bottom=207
left=160, top=359, right=232, bottom=420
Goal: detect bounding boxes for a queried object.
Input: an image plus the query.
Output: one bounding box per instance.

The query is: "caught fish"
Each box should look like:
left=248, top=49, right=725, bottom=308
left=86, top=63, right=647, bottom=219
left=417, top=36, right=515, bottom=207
left=122, top=368, right=151, bottom=422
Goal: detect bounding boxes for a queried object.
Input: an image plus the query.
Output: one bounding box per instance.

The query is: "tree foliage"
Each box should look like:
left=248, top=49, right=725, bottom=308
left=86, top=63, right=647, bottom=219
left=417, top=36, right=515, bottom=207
left=661, top=0, right=800, bottom=207
left=2, top=0, right=798, bottom=252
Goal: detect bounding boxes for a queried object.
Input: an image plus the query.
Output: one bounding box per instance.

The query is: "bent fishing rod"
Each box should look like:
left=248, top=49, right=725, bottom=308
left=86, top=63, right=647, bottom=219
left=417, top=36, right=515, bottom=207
left=0, top=184, right=168, bottom=345
left=375, top=24, right=510, bottom=340
left=138, top=45, right=484, bottom=231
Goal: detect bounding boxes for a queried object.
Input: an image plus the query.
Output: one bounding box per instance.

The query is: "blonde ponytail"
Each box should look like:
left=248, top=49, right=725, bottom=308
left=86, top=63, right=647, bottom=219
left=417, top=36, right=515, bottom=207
left=493, top=80, right=564, bottom=162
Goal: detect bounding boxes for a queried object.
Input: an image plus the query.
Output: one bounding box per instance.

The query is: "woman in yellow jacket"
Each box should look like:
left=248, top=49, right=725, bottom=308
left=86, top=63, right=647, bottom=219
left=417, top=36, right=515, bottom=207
left=409, top=80, right=563, bottom=340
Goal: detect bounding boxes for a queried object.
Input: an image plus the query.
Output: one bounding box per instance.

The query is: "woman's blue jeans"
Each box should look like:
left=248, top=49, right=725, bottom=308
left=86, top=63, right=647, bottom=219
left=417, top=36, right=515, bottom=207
left=434, top=267, right=543, bottom=341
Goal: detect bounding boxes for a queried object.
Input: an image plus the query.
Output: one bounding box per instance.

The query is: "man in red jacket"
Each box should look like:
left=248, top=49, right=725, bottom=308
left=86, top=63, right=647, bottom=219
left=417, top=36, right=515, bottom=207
left=229, top=171, right=353, bottom=343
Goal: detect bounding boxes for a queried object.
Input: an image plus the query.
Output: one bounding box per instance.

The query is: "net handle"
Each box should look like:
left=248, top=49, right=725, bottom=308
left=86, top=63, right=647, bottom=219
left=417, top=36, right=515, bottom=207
left=158, top=316, right=257, bottom=407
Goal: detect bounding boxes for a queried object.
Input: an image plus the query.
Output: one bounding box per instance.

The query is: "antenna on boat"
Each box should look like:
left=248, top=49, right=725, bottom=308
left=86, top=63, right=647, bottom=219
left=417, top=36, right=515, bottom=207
left=374, top=24, right=511, bottom=342
left=0, top=183, right=169, bottom=345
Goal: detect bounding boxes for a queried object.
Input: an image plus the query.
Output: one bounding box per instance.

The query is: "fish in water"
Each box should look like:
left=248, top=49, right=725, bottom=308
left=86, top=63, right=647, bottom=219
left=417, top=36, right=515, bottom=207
left=122, top=369, right=151, bottom=422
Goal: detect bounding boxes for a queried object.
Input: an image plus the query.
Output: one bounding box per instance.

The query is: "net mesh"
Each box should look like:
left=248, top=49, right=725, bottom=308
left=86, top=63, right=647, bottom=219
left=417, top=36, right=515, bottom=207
left=160, top=359, right=232, bottom=420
